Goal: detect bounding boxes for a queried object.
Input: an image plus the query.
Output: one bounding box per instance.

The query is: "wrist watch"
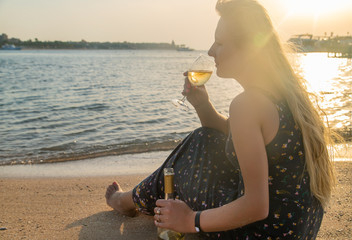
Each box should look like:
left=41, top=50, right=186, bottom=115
left=195, top=211, right=202, bottom=233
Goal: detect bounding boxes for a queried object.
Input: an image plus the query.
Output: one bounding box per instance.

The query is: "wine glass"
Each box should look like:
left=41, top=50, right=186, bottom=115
left=172, top=54, right=214, bottom=110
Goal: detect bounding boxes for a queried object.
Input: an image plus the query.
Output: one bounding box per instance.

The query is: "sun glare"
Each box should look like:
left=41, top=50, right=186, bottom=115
left=282, top=0, right=350, bottom=17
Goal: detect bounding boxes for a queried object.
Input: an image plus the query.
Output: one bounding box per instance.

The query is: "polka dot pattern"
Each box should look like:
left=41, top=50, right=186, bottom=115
left=132, top=99, right=323, bottom=239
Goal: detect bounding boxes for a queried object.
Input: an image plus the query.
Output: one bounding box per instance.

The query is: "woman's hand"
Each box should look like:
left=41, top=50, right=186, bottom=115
left=154, top=199, right=197, bottom=233
left=182, top=72, right=210, bottom=109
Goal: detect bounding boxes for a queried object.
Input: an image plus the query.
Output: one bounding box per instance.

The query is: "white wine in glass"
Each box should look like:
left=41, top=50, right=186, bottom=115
left=172, top=54, right=214, bottom=110
left=188, top=70, right=213, bottom=86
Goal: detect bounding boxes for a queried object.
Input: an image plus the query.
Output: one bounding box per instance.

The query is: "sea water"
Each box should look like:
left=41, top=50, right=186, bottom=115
left=0, top=50, right=350, bottom=165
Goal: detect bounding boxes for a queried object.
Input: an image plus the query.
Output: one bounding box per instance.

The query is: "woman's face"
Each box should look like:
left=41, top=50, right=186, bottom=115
left=208, top=18, right=248, bottom=80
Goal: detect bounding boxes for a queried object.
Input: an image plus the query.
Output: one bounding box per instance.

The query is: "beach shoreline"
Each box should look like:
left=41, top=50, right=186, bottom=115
left=0, top=160, right=351, bottom=239
left=1, top=140, right=350, bottom=167
left=0, top=151, right=171, bottom=178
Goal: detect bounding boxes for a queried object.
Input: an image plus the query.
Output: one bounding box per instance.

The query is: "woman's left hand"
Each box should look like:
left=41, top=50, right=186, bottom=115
left=154, top=199, right=197, bottom=233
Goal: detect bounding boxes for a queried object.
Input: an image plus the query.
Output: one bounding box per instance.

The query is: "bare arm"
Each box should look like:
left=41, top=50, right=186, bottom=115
left=194, top=101, right=228, bottom=134
left=155, top=92, right=269, bottom=233
left=197, top=92, right=269, bottom=231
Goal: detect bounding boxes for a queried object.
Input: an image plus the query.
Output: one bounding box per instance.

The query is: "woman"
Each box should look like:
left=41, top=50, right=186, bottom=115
left=105, top=0, right=336, bottom=238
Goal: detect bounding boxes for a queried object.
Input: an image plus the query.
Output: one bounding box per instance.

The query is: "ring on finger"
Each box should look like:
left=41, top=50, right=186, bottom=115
left=156, top=208, right=161, bottom=215
left=157, top=214, right=161, bottom=222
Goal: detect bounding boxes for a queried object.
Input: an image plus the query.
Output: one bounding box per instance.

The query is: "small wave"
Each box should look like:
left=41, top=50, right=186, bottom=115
left=39, top=142, right=77, bottom=152
left=22, top=95, right=42, bottom=102
left=64, top=128, right=97, bottom=137
left=83, top=103, right=109, bottom=111
left=1, top=139, right=182, bottom=166
left=41, top=122, right=69, bottom=129
left=134, top=118, right=168, bottom=125
left=53, top=103, right=109, bottom=112
left=320, top=91, right=334, bottom=95
left=13, top=116, right=48, bottom=125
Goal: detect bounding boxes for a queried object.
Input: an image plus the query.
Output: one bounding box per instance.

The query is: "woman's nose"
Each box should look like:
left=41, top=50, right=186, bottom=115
left=208, top=43, right=215, bottom=57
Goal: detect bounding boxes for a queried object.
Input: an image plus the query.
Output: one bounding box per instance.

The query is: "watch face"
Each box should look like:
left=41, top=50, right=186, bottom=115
left=195, top=227, right=200, bottom=233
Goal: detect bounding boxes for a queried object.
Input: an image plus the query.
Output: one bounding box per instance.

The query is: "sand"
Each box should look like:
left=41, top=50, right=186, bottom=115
left=0, top=161, right=351, bottom=240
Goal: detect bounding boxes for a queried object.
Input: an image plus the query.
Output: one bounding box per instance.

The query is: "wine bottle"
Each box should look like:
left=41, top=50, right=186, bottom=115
left=157, top=168, right=185, bottom=240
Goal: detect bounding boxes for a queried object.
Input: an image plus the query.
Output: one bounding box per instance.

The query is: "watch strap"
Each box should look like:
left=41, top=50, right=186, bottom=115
left=195, top=211, right=202, bottom=233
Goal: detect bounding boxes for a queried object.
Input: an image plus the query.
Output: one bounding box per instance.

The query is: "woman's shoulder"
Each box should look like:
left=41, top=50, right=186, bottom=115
left=229, top=90, right=277, bottom=118
left=229, top=90, right=281, bottom=144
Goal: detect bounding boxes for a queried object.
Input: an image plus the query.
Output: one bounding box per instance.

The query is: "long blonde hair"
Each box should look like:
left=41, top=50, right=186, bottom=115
left=216, top=0, right=336, bottom=208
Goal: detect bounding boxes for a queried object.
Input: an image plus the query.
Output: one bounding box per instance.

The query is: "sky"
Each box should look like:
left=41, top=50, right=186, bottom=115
left=1, top=0, right=351, bottom=50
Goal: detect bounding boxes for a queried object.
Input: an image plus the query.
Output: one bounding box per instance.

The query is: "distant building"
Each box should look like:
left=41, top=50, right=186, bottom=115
left=9, top=38, right=21, bottom=44
left=288, top=34, right=317, bottom=52
left=0, top=33, right=8, bottom=43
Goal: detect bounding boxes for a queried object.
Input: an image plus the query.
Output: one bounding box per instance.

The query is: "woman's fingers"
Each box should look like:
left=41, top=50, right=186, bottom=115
left=154, top=205, right=170, bottom=226
left=154, top=212, right=165, bottom=221
left=182, top=72, right=209, bottom=108
left=155, top=219, right=168, bottom=228
left=154, top=199, right=195, bottom=233
left=156, top=199, right=172, bottom=207
left=182, top=77, right=191, bottom=96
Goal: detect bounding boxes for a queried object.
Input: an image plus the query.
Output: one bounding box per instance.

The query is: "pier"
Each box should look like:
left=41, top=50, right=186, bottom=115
left=327, top=43, right=352, bottom=58
left=288, top=34, right=352, bottom=58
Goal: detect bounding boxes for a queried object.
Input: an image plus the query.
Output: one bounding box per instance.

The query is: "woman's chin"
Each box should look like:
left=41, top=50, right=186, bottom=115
left=215, top=69, right=224, bottom=78
left=216, top=69, right=231, bottom=79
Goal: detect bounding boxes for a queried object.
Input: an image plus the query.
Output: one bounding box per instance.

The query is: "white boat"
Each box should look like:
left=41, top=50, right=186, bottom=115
left=1, top=44, right=21, bottom=50
left=176, top=44, right=193, bottom=51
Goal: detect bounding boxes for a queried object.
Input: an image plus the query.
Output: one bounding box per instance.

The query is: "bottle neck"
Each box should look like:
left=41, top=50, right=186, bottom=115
left=165, top=192, right=174, bottom=200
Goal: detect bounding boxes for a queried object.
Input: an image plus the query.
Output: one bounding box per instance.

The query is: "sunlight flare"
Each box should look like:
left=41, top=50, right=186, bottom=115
left=281, top=0, right=350, bottom=16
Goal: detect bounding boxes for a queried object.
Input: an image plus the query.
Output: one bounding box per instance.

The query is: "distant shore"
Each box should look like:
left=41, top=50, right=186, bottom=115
left=1, top=33, right=194, bottom=50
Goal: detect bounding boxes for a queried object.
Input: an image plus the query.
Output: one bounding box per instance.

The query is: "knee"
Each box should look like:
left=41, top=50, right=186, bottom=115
left=193, top=127, right=225, bottom=137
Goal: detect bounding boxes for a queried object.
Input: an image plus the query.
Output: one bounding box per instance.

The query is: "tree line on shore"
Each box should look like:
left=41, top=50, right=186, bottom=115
left=0, top=33, right=179, bottom=50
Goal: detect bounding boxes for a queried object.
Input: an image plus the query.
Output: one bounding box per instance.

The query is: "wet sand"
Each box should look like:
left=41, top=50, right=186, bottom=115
left=0, top=161, right=351, bottom=240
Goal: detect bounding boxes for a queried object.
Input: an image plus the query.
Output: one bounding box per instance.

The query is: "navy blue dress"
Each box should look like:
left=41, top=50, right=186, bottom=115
left=132, top=98, right=323, bottom=239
